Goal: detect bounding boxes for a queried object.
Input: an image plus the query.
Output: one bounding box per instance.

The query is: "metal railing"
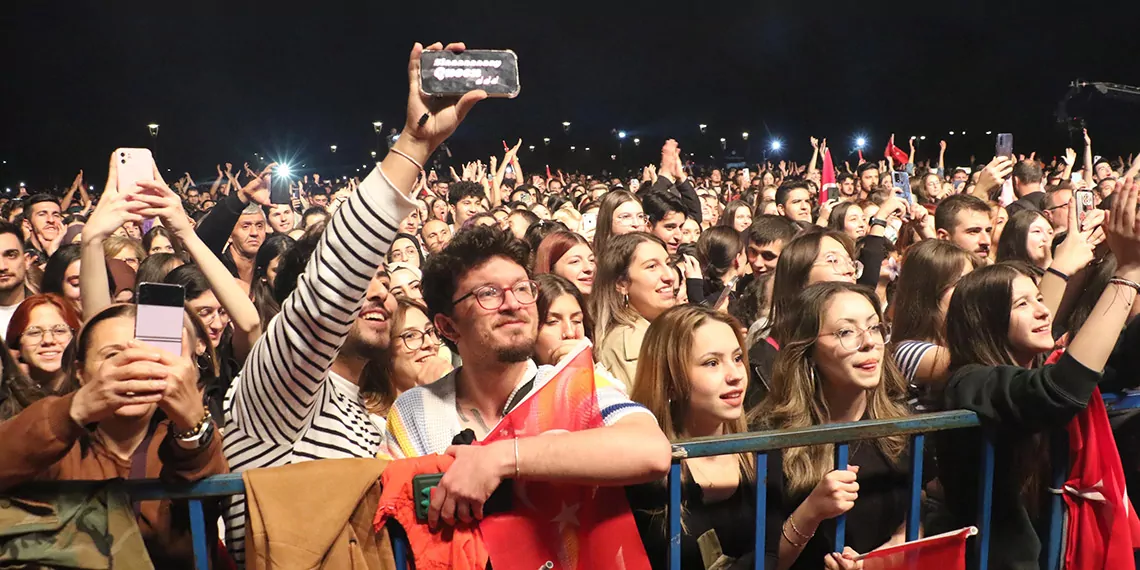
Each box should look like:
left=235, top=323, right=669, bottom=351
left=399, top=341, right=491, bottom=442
left=18, top=394, right=1140, bottom=570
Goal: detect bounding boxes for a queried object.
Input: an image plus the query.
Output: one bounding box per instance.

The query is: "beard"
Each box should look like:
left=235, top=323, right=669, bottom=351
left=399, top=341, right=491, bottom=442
left=496, top=339, right=536, bottom=363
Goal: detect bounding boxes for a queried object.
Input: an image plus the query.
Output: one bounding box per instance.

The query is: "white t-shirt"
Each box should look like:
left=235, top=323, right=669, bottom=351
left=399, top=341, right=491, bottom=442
left=0, top=303, right=19, bottom=339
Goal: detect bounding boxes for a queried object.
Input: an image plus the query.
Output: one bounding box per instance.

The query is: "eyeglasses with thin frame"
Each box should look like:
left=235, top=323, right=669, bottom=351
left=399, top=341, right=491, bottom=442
left=813, top=254, right=864, bottom=279
left=452, top=280, right=539, bottom=311
left=195, top=306, right=230, bottom=325
left=398, top=326, right=440, bottom=351
left=22, top=324, right=73, bottom=345
left=821, top=322, right=891, bottom=350
left=616, top=212, right=647, bottom=226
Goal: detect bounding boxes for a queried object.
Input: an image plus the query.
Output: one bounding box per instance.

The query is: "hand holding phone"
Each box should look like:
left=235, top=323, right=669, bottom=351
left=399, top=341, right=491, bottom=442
left=420, top=49, right=520, bottom=98
left=114, top=148, right=156, bottom=195
left=136, top=282, right=186, bottom=356
left=995, top=133, right=1014, bottom=159
left=1075, top=190, right=1095, bottom=231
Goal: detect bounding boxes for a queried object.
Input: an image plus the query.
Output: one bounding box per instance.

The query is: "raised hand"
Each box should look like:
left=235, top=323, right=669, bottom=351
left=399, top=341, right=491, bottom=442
left=240, top=163, right=275, bottom=207
left=974, top=156, right=1015, bottom=199
left=1083, top=128, right=1092, bottom=146
left=811, top=136, right=819, bottom=150
left=940, top=140, right=947, bottom=153
left=1105, top=177, right=1140, bottom=280
left=1065, top=148, right=1077, bottom=165
left=133, top=181, right=195, bottom=239
left=401, top=42, right=487, bottom=153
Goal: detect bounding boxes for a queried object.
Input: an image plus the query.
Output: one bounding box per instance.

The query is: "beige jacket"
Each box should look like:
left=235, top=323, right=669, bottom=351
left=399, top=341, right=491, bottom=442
left=244, top=458, right=397, bottom=570
left=595, top=317, right=650, bottom=392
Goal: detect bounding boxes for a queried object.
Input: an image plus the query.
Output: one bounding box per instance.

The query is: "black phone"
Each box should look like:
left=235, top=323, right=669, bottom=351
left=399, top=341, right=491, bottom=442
left=412, top=472, right=514, bottom=523
left=996, top=133, right=1014, bottom=158
left=136, top=282, right=186, bottom=356
left=270, top=165, right=291, bottom=205
left=419, top=49, right=520, bottom=98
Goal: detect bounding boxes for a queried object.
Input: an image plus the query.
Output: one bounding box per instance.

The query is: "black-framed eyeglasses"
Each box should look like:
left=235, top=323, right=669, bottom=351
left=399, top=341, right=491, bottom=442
left=22, top=325, right=74, bottom=345
left=452, top=280, right=539, bottom=311
left=398, top=326, right=440, bottom=351
left=820, top=323, right=891, bottom=350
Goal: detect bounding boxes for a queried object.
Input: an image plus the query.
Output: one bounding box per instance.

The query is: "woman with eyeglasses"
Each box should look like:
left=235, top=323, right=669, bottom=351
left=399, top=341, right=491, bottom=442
left=592, top=233, right=677, bottom=391
left=5, top=294, right=82, bottom=398
left=386, top=232, right=425, bottom=269
left=362, top=298, right=452, bottom=417
left=754, top=282, right=910, bottom=569
left=593, top=190, right=645, bottom=256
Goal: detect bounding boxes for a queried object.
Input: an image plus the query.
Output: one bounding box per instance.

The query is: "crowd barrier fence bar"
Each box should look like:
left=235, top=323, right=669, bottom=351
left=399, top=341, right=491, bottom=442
left=26, top=394, right=1140, bottom=570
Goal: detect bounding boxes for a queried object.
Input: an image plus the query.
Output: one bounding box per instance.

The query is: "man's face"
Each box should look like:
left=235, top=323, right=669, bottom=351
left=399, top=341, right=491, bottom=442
left=439, top=256, right=536, bottom=363
left=187, top=190, right=200, bottom=205
left=28, top=201, right=62, bottom=242
left=433, top=181, right=450, bottom=198
left=651, top=212, right=686, bottom=254
left=710, top=169, right=723, bottom=184
left=779, top=188, right=813, bottom=222
left=454, top=196, right=485, bottom=226
left=400, top=209, right=423, bottom=235
left=549, top=180, right=563, bottom=194
left=1096, top=162, right=1113, bottom=181
left=311, top=194, right=329, bottom=208
left=952, top=170, right=969, bottom=184
left=421, top=219, right=452, bottom=254
left=944, top=210, right=993, bottom=258
left=1043, top=189, right=1072, bottom=233
left=0, top=233, right=27, bottom=295
left=859, top=168, right=879, bottom=194
left=230, top=212, right=266, bottom=257
left=1098, top=178, right=1117, bottom=197
left=268, top=205, right=294, bottom=233
left=839, top=177, right=857, bottom=198
left=746, top=238, right=784, bottom=275
left=345, top=266, right=395, bottom=354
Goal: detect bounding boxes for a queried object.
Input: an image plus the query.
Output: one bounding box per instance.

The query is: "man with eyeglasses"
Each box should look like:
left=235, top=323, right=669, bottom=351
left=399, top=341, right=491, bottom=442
left=1042, top=185, right=1074, bottom=233
left=386, top=225, right=670, bottom=529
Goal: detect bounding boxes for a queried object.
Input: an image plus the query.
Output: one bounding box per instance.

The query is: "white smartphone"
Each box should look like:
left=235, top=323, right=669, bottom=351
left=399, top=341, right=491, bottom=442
left=114, top=148, right=155, bottom=194
left=135, top=282, right=185, bottom=355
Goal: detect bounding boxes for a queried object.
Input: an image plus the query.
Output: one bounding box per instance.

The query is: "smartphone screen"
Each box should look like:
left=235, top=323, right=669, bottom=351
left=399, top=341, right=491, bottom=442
left=996, top=133, right=1014, bottom=158
left=115, top=148, right=155, bottom=194
left=136, top=282, right=186, bottom=356
left=1075, top=190, right=1095, bottom=230
left=270, top=166, right=291, bottom=205
left=891, top=171, right=912, bottom=203
left=420, top=49, right=520, bottom=98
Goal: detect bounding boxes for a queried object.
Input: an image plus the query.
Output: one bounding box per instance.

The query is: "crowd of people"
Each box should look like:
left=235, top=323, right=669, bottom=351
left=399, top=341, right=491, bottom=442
left=2, top=42, right=1140, bottom=570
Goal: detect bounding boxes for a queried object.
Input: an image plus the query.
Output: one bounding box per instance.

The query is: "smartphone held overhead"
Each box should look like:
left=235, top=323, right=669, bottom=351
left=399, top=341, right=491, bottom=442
left=420, top=49, right=520, bottom=98
left=115, top=148, right=156, bottom=193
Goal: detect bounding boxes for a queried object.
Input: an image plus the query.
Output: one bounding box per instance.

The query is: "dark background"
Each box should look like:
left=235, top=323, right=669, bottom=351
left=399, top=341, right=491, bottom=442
left=3, top=0, right=1140, bottom=190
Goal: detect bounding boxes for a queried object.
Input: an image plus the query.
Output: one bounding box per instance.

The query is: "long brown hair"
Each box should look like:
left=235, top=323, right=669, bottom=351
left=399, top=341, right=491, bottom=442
left=892, top=239, right=981, bottom=345
left=592, top=190, right=639, bottom=256
left=590, top=232, right=666, bottom=342
left=630, top=304, right=755, bottom=482
left=755, top=282, right=910, bottom=494
left=768, top=228, right=855, bottom=344
left=360, top=297, right=427, bottom=416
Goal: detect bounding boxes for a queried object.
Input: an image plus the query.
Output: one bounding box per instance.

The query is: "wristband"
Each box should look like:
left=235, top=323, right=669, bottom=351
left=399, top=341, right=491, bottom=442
left=869, top=217, right=888, bottom=229
left=1046, top=267, right=1070, bottom=282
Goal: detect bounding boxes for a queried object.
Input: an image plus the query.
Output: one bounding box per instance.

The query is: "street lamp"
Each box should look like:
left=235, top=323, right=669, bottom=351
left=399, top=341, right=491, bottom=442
left=147, top=123, right=159, bottom=137
left=370, top=151, right=377, bottom=158
left=633, top=138, right=640, bottom=146
left=543, top=137, right=550, bottom=145
left=147, top=124, right=159, bottom=155
left=742, top=132, right=749, bottom=141
left=562, top=121, right=571, bottom=133
left=719, top=137, right=726, bottom=150
left=528, top=145, right=535, bottom=151
left=373, top=121, right=383, bottom=153
left=330, top=145, right=338, bottom=153
left=617, top=131, right=626, bottom=139
left=699, top=124, right=708, bottom=134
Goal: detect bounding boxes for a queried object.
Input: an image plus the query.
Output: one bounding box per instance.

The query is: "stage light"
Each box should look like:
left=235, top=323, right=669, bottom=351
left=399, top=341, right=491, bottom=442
left=585, top=147, right=590, bottom=151
left=719, top=137, right=726, bottom=143
left=529, top=145, right=535, bottom=151
left=562, top=121, right=571, bottom=127
left=19, top=182, right=25, bottom=188
left=986, top=131, right=992, bottom=135
left=370, top=151, right=377, bottom=157
left=770, top=140, right=782, bottom=151
left=543, top=137, right=550, bottom=145
left=856, top=137, right=867, bottom=148
left=920, top=136, right=927, bottom=141
left=948, top=131, right=955, bottom=136
left=276, top=164, right=292, bottom=177
left=570, top=146, right=576, bottom=151
left=618, top=131, right=626, bottom=139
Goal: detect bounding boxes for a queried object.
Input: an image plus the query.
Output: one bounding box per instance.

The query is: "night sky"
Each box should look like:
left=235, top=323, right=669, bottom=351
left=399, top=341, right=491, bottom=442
left=4, top=0, right=1140, bottom=190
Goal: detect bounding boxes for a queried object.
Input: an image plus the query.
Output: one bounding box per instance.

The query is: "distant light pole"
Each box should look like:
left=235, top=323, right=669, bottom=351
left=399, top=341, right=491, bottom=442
left=372, top=121, right=383, bottom=154
left=147, top=123, right=159, bottom=156
left=330, top=145, right=338, bottom=153
left=562, top=121, right=571, bottom=133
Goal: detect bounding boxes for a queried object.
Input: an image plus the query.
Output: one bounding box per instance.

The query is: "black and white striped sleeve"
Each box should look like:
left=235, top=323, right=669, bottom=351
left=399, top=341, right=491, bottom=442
left=228, top=167, right=415, bottom=444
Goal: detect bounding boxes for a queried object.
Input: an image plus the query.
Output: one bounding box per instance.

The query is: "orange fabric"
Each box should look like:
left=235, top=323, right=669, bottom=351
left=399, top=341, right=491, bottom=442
left=373, top=454, right=490, bottom=570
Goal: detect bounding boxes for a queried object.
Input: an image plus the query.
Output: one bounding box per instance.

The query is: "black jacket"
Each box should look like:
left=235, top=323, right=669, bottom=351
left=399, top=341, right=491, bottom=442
left=638, top=177, right=702, bottom=224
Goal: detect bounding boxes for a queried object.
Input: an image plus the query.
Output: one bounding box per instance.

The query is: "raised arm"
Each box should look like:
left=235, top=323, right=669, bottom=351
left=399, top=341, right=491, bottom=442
left=135, top=180, right=263, bottom=361
left=60, top=170, right=83, bottom=211
left=808, top=137, right=820, bottom=173
left=937, top=140, right=947, bottom=176
left=1083, top=128, right=1095, bottom=187
left=228, top=41, right=484, bottom=445
left=79, top=154, right=145, bottom=318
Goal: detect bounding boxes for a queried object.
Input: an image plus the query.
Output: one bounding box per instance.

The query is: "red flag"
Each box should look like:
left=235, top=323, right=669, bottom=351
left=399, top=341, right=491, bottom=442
left=856, top=527, right=976, bottom=570
left=885, top=138, right=909, bottom=165
left=477, top=343, right=651, bottom=570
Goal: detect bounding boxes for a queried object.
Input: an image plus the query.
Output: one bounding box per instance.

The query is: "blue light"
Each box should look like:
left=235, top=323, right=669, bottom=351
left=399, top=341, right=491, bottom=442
left=618, top=131, right=627, bottom=139
left=770, top=140, right=782, bottom=151
left=855, top=137, right=867, bottom=148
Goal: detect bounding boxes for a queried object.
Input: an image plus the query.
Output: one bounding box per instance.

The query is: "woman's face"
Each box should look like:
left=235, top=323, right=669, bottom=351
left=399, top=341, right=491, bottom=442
left=531, top=204, right=552, bottom=220
left=534, top=294, right=585, bottom=366
left=187, top=290, right=229, bottom=348
left=1025, top=215, right=1054, bottom=267
left=807, top=237, right=859, bottom=285
left=492, top=209, right=509, bottom=227
left=1007, top=274, right=1054, bottom=358
left=762, top=172, right=775, bottom=186
left=123, top=222, right=142, bottom=240
left=619, top=242, right=676, bottom=322
left=148, top=234, right=174, bottom=255
left=113, top=248, right=140, bottom=272
left=19, top=304, right=73, bottom=376
left=62, top=260, right=82, bottom=312
left=388, top=237, right=421, bottom=268
left=552, top=243, right=595, bottom=295
left=611, top=200, right=646, bottom=235
left=79, top=315, right=192, bottom=419
left=732, top=206, right=753, bottom=232
left=391, top=306, right=442, bottom=392
left=685, top=319, right=747, bottom=434
left=842, top=205, right=867, bottom=239
left=924, top=174, right=942, bottom=198
left=389, top=267, right=423, bottom=301
left=431, top=200, right=449, bottom=222
left=813, top=291, right=886, bottom=397
left=681, top=218, right=702, bottom=244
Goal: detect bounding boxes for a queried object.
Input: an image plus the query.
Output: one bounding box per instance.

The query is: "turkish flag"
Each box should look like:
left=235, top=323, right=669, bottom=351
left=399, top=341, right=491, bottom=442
left=477, top=343, right=652, bottom=570
left=855, top=527, right=976, bottom=570
left=884, top=138, right=909, bottom=165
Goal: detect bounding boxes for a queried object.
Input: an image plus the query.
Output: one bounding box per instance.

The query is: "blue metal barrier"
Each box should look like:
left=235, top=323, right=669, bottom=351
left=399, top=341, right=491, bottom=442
left=23, top=393, right=1140, bottom=570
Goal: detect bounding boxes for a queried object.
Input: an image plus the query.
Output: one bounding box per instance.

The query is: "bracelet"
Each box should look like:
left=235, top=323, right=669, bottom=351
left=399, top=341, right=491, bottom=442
left=1046, top=267, right=1071, bottom=282
left=513, top=437, right=521, bottom=479
left=781, top=521, right=807, bottom=548
left=786, top=514, right=815, bottom=541
left=389, top=147, right=424, bottom=171
left=171, top=408, right=212, bottom=440
left=869, top=217, right=888, bottom=229
left=1109, top=277, right=1140, bottom=295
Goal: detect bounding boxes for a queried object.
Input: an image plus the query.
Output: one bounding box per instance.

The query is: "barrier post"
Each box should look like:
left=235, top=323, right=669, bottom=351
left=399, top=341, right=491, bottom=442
left=189, top=499, right=208, bottom=570
left=753, top=452, right=767, bottom=570
left=907, top=434, right=925, bottom=541
left=834, top=443, right=849, bottom=552
left=975, top=436, right=996, bottom=570
left=668, top=462, right=683, bottom=570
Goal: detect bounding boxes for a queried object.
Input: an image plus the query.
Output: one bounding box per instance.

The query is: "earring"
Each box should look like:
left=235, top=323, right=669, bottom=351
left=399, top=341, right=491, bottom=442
left=196, top=354, right=212, bottom=375
left=623, top=293, right=629, bottom=306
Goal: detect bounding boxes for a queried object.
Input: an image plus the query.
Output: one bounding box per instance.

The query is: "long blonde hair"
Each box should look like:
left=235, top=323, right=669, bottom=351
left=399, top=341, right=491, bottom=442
left=630, top=304, right=755, bottom=483
left=753, top=282, right=909, bottom=495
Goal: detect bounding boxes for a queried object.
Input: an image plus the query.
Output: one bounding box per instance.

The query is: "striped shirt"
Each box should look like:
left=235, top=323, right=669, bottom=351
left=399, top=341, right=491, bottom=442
left=894, top=340, right=938, bottom=411
left=221, top=166, right=414, bottom=565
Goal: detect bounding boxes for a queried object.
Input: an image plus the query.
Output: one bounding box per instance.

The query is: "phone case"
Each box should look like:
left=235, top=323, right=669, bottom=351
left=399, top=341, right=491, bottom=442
left=115, top=148, right=155, bottom=194
left=419, top=49, right=520, bottom=98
